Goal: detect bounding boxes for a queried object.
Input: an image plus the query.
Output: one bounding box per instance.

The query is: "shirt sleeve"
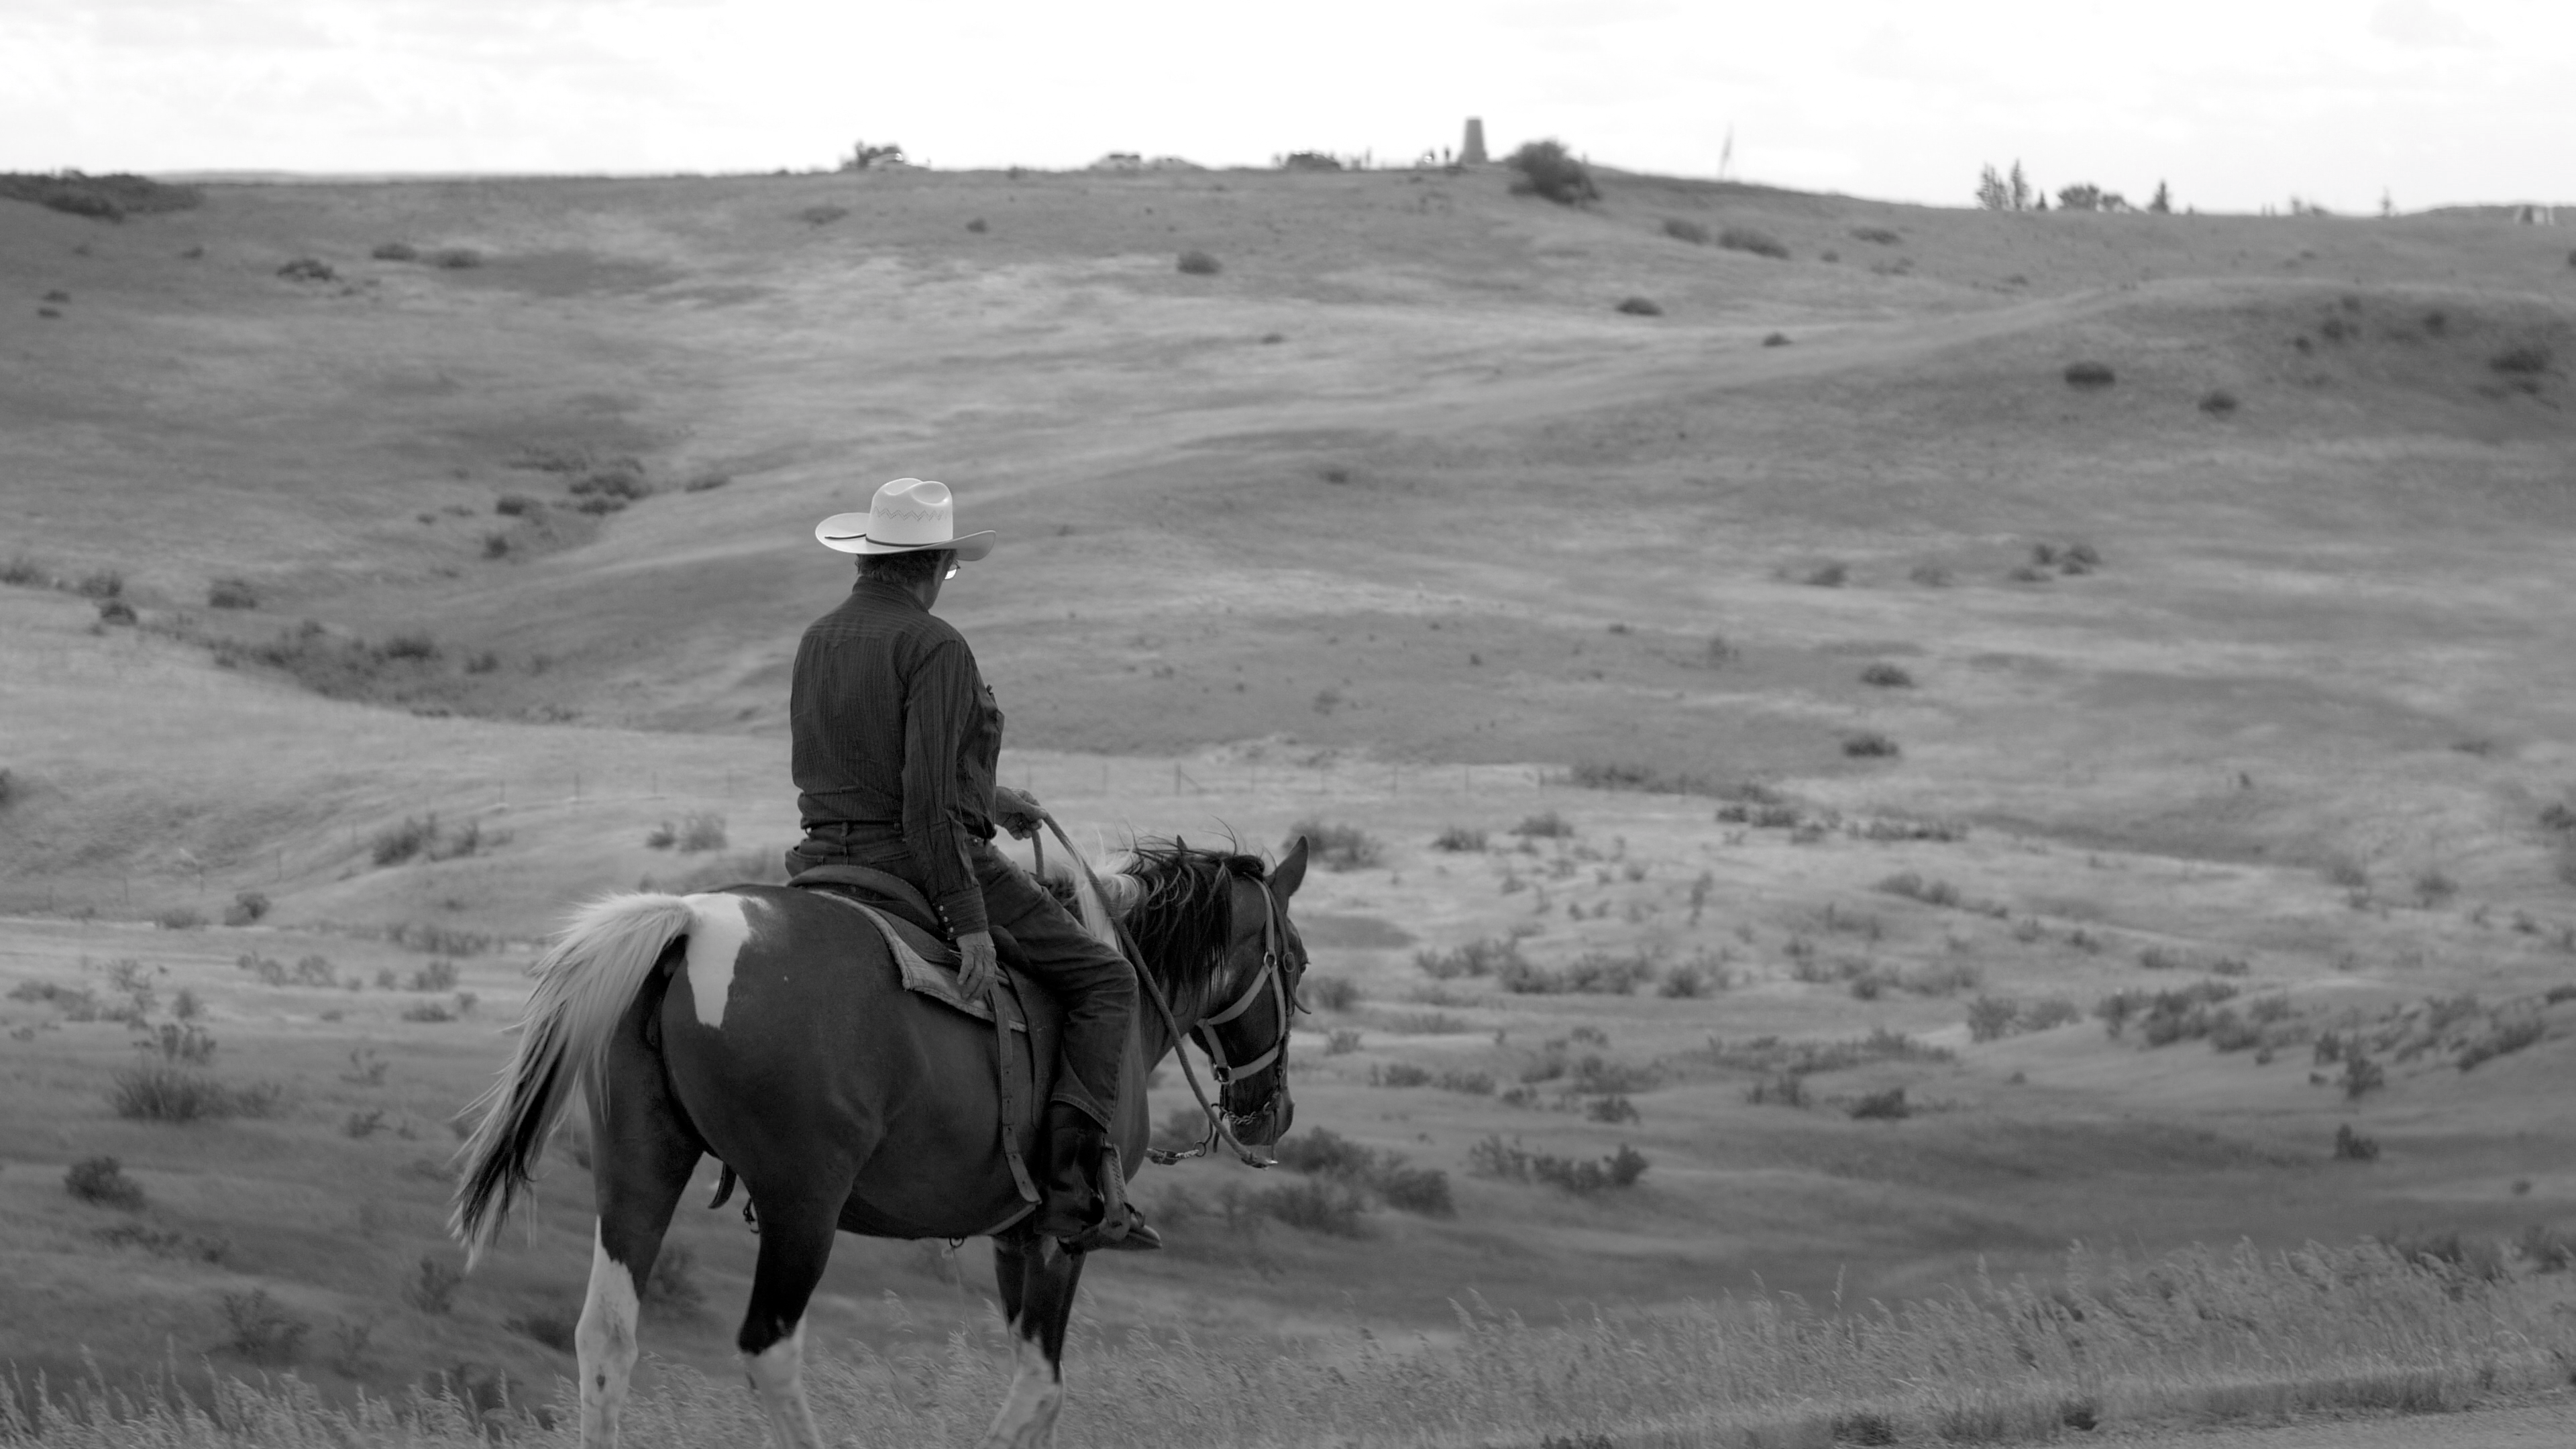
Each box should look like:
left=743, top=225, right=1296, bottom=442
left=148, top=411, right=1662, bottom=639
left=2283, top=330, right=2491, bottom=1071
left=901, top=635, right=989, bottom=938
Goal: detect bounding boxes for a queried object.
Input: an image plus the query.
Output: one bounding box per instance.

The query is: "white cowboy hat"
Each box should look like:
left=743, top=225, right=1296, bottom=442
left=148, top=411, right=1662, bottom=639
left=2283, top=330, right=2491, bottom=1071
left=814, top=478, right=997, bottom=559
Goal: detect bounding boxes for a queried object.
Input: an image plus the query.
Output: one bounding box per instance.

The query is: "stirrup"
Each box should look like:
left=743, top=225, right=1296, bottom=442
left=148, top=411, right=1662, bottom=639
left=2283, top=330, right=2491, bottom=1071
left=1061, top=1202, right=1159, bottom=1254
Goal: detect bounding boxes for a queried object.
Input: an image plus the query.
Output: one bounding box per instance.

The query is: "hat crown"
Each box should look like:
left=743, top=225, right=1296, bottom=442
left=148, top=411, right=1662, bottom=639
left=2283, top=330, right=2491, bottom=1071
left=863, top=478, right=953, bottom=545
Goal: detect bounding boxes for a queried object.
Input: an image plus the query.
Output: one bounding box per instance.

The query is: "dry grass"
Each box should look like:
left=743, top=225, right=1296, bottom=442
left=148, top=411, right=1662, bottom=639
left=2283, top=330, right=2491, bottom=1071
left=10, top=1242, right=2552, bottom=1449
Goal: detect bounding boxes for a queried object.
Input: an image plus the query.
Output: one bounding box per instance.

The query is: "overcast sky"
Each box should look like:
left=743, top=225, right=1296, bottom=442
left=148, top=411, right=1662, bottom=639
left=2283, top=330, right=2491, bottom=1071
left=4, top=0, right=2567, bottom=213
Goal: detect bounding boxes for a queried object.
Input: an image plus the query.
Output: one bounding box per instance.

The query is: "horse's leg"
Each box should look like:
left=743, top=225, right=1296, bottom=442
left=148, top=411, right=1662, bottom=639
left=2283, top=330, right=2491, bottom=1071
left=978, top=1228, right=1089, bottom=1449
left=737, top=1186, right=850, bottom=1449
left=578, top=1022, right=703, bottom=1449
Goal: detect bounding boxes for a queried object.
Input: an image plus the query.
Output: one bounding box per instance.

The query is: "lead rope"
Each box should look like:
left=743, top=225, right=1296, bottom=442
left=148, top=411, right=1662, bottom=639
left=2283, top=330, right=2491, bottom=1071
left=1038, top=812, right=1273, bottom=1169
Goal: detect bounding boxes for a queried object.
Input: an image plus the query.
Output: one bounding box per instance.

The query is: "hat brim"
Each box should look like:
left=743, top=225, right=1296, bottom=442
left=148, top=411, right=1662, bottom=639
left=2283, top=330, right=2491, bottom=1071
left=815, top=515, right=996, bottom=561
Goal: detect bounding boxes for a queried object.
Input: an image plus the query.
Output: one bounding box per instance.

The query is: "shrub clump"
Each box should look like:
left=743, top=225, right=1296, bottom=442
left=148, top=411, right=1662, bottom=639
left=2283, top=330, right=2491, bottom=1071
left=370, top=242, right=418, bottom=261
left=1511, top=810, right=1575, bottom=839
left=404, top=1254, right=466, bottom=1314
left=207, top=577, right=259, bottom=609
left=2200, top=388, right=2239, bottom=416
left=1614, top=296, right=1662, bottom=317
left=1505, top=140, right=1597, bottom=205
left=2063, top=361, right=2116, bottom=389
left=1718, top=227, right=1789, bottom=260
left=221, top=1289, right=309, bottom=1365
left=1662, top=218, right=1709, bottom=244
left=1859, top=662, right=1913, bottom=688
left=1176, top=250, right=1221, bottom=276
left=111, top=1063, right=282, bottom=1122
left=1287, top=818, right=1381, bottom=871
left=276, top=258, right=336, bottom=283
left=2489, top=344, right=2553, bottom=376
left=1300, top=974, right=1358, bottom=1012
left=1468, top=1135, right=1648, bottom=1193
left=1430, top=825, right=1487, bottom=852
left=1271, top=1126, right=1454, bottom=1218
left=65, top=1155, right=146, bottom=1210
left=1842, top=731, right=1900, bottom=759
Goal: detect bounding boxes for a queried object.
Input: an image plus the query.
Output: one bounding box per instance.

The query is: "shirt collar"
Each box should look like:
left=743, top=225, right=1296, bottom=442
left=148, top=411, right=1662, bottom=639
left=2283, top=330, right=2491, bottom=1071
left=851, top=576, right=924, bottom=610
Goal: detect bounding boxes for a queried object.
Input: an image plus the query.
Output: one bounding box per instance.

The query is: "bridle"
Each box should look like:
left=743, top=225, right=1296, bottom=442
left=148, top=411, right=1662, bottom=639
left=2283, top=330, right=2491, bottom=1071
left=1192, top=875, right=1296, bottom=1089
left=1039, top=815, right=1299, bottom=1168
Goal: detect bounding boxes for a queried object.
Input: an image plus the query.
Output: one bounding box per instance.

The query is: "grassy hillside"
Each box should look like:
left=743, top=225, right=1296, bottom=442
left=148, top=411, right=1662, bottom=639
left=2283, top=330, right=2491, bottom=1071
left=3, top=162, right=2575, bottom=1431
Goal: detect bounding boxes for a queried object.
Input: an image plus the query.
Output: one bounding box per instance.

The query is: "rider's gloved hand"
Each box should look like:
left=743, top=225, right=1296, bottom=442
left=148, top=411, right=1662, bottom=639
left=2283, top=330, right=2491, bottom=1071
left=956, top=929, right=999, bottom=997
left=992, top=785, right=1044, bottom=841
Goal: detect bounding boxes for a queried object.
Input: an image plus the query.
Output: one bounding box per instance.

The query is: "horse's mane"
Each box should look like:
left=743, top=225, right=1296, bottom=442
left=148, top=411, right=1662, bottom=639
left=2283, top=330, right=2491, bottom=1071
left=1104, top=836, right=1267, bottom=1016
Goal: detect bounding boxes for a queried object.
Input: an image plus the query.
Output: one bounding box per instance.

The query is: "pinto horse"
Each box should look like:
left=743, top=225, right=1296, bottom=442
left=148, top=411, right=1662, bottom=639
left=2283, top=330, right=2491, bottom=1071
left=450, top=836, right=1309, bottom=1449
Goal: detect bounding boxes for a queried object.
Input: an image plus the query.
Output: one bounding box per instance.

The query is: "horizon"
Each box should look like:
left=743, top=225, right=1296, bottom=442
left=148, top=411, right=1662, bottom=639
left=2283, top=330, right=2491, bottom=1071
left=7, top=1, right=2573, bottom=217
left=93, top=162, right=2576, bottom=218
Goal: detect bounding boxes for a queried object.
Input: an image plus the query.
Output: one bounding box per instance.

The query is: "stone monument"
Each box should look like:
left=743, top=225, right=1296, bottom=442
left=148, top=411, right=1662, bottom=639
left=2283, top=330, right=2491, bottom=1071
left=1460, top=117, right=1488, bottom=165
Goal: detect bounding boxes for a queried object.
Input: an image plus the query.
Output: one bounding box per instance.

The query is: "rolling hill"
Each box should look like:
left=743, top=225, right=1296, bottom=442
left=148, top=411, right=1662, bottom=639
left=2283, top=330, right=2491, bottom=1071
left=3, top=161, right=2573, bottom=1426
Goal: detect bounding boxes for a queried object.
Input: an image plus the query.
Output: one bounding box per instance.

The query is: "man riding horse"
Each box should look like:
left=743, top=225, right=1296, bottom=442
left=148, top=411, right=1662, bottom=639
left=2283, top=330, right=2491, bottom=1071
left=786, top=477, right=1157, bottom=1253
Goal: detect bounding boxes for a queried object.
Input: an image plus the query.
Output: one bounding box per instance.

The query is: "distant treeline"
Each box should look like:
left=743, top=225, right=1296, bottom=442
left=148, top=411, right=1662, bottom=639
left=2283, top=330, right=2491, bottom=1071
left=0, top=171, right=204, bottom=222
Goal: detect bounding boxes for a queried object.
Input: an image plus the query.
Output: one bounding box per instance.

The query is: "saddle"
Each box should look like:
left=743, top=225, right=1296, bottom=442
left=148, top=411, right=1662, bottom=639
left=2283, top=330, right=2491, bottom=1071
left=782, top=863, right=1056, bottom=1225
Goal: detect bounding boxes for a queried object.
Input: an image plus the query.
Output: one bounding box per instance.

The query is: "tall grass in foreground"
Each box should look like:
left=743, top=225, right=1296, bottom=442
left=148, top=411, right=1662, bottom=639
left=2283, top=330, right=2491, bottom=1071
left=4, top=1242, right=2567, bottom=1447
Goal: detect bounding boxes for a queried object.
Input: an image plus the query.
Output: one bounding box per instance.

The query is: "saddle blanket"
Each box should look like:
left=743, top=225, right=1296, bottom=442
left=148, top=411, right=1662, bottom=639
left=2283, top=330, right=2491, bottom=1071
left=810, top=894, right=1020, bottom=1028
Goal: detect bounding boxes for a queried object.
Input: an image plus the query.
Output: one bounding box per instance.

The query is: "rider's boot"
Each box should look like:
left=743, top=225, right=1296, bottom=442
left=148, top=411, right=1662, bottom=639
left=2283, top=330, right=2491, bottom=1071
left=1034, top=1100, right=1161, bottom=1252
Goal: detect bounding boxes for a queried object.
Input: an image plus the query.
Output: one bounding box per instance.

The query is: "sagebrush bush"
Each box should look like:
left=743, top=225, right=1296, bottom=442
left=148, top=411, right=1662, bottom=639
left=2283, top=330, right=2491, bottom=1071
left=370, top=242, right=417, bottom=261
left=1718, top=227, right=1788, bottom=260
left=1847, top=1087, right=1911, bottom=1120
left=2200, top=388, right=2239, bottom=416
left=1842, top=731, right=1900, bottom=759
left=65, top=1155, right=145, bottom=1210
left=1431, top=825, right=1487, bottom=852
left=2063, top=361, right=2116, bottom=389
left=1506, top=140, right=1596, bottom=205
left=1512, top=810, right=1574, bottom=839
left=1176, top=250, right=1220, bottom=276
left=1662, top=218, right=1709, bottom=244
left=1300, top=974, right=1358, bottom=1012
left=403, top=1253, right=464, bottom=1314
left=207, top=577, right=258, bottom=608
left=1615, top=296, right=1662, bottom=317
left=1289, top=818, right=1382, bottom=871
left=111, top=1063, right=278, bottom=1122
left=1859, top=663, right=1913, bottom=688
left=372, top=815, right=437, bottom=865
left=1258, top=1178, right=1368, bottom=1236
left=221, top=1289, right=309, bottom=1365
left=2489, top=343, right=2553, bottom=376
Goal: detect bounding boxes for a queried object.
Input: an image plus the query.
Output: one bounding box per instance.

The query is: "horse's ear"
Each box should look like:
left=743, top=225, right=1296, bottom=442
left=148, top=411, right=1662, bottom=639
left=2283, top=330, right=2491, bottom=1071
left=1270, top=835, right=1310, bottom=900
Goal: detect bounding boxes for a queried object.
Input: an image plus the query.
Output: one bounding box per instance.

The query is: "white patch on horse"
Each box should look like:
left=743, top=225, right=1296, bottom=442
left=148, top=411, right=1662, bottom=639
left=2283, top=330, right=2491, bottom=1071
left=575, top=1226, right=643, bottom=1449
left=680, top=893, right=756, bottom=1029
left=745, top=1319, right=827, bottom=1449
left=981, top=1329, right=1065, bottom=1449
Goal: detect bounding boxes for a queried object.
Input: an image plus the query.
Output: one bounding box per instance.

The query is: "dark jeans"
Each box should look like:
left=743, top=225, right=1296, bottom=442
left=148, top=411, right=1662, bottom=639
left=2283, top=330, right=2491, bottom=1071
left=786, top=834, right=1134, bottom=1127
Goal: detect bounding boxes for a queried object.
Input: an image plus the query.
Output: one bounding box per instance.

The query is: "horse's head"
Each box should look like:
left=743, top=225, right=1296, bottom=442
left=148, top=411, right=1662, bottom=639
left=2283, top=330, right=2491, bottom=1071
left=1090, top=834, right=1311, bottom=1154
left=1200, top=835, right=1308, bottom=1147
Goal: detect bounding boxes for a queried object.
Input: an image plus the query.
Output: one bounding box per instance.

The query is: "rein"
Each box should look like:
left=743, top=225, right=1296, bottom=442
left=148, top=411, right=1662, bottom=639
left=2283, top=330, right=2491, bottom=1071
left=1038, top=813, right=1283, bottom=1169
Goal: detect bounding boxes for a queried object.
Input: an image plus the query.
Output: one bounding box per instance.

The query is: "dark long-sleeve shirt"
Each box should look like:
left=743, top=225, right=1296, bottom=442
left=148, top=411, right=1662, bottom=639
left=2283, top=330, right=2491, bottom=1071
left=789, top=578, right=1001, bottom=936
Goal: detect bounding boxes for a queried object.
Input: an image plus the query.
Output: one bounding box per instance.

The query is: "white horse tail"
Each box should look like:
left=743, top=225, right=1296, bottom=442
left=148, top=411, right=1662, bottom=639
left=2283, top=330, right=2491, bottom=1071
left=449, top=892, right=700, bottom=1264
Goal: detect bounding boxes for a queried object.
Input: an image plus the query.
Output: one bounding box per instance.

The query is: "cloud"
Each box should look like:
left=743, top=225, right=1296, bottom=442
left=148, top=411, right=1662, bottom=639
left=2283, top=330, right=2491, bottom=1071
left=2371, top=0, right=2486, bottom=48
